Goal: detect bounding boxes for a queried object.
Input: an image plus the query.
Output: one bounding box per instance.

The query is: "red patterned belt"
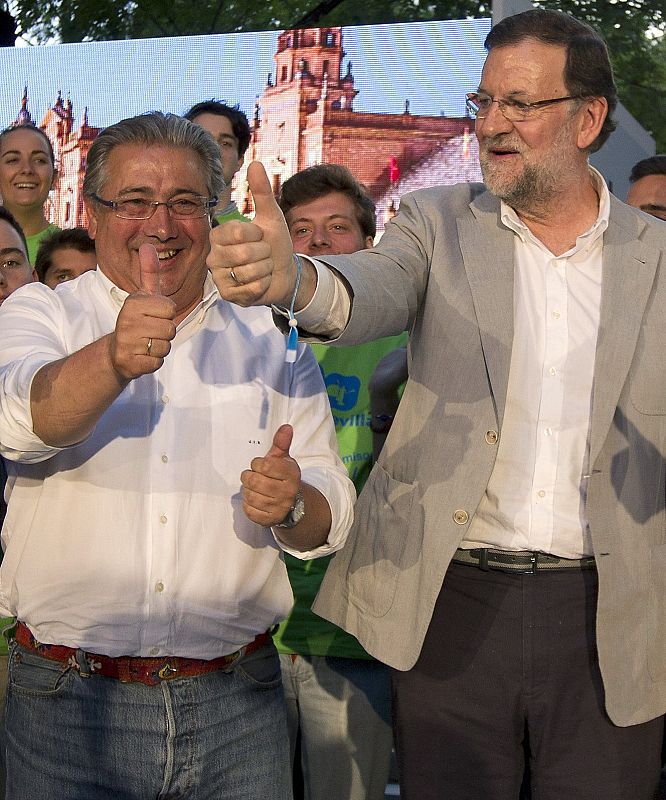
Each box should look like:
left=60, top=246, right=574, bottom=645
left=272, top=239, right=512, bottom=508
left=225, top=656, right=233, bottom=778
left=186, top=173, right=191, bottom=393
left=15, top=622, right=270, bottom=686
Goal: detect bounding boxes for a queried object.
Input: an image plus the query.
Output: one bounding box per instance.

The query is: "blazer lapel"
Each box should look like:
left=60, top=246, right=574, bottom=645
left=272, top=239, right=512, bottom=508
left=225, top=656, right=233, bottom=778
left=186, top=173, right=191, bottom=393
left=589, top=198, right=659, bottom=465
left=458, top=192, right=515, bottom=425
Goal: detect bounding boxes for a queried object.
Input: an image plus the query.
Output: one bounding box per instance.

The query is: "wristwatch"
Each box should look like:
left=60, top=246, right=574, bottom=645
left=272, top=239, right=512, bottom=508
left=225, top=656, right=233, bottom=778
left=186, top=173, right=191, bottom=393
left=274, top=489, right=306, bottom=529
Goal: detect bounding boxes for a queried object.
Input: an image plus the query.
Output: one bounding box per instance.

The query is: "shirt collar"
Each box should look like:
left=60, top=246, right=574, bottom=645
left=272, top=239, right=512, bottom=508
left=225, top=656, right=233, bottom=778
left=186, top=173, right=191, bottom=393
left=500, top=166, right=610, bottom=255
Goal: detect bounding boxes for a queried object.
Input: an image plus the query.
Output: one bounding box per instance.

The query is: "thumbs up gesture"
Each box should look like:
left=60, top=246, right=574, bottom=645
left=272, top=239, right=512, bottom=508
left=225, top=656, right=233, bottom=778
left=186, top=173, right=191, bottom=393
left=241, top=424, right=303, bottom=527
left=208, top=161, right=309, bottom=308
left=109, top=243, right=177, bottom=380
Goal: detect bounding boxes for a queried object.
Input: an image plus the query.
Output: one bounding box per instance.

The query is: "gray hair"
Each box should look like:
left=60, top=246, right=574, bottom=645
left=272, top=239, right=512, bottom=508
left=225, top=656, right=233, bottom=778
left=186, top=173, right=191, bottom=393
left=82, top=111, right=225, bottom=203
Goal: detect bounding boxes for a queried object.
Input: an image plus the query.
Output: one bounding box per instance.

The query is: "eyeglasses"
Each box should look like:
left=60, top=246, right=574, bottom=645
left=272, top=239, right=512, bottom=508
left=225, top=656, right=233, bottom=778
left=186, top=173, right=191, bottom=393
left=465, top=92, right=584, bottom=122
left=91, top=194, right=218, bottom=220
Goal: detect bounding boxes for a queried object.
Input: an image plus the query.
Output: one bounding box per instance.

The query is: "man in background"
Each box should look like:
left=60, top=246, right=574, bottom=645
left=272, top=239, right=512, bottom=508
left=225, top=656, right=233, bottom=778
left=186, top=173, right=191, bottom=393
left=184, top=100, right=251, bottom=223
left=35, top=226, right=96, bottom=289
left=626, top=154, right=666, bottom=221
left=274, top=163, right=404, bottom=800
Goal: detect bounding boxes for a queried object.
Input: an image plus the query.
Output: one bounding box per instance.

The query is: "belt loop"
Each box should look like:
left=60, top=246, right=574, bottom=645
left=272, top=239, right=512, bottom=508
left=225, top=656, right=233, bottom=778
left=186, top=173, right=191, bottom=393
left=531, top=553, right=538, bottom=575
left=478, top=549, right=489, bottom=571
left=75, top=648, right=91, bottom=678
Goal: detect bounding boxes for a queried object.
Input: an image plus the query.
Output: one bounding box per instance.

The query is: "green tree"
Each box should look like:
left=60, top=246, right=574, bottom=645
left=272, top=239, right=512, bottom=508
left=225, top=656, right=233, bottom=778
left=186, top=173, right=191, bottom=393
left=7, top=0, right=665, bottom=149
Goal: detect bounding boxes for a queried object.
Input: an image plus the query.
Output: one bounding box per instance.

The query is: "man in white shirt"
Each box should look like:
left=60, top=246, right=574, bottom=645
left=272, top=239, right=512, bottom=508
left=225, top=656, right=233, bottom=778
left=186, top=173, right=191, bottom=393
left=206, top=9, right=666, bottom=800
left=0, top=111, right=354, bottom=800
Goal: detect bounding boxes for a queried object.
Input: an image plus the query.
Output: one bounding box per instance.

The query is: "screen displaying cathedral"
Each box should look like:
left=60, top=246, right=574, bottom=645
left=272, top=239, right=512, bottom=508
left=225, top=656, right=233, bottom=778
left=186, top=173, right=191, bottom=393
left=0, top=19, right=489, bottom=231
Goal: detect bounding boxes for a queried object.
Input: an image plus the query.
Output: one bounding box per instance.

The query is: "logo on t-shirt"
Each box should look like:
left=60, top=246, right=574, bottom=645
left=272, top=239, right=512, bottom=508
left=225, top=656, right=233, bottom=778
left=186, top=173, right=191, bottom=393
left=323, top=372, right=361, bottom=412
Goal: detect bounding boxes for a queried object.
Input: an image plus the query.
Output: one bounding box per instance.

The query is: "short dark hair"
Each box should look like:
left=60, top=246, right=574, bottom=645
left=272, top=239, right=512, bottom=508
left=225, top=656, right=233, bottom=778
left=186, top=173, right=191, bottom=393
left=278, top=164, right=377, bottom=240
left=0, top=123, right=56, bottom=168
left=0, top=205, right=28, bottom=256
left=83, top=111, right=225, bottom=204
left=35, top=227, right=95, bottom=283
left=184, top=101, right=251, bottom=158
left=485, top=9, right=617, bottom=152
left=629, top=154, right=666, bottom=183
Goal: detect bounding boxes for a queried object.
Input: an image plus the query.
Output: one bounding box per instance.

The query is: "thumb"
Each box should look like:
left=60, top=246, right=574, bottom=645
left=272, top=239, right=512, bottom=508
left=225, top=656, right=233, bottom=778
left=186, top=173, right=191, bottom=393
left=139, top=243, right=161, bottom=295
left=265, top=423, right=293, bottom=459
left=247, top=161, right=284, bottom=227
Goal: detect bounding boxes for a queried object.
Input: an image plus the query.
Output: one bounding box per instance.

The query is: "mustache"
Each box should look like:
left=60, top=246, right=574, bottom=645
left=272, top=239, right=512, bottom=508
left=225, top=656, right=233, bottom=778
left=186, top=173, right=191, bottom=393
left=479, top=136, right=523, bottom=154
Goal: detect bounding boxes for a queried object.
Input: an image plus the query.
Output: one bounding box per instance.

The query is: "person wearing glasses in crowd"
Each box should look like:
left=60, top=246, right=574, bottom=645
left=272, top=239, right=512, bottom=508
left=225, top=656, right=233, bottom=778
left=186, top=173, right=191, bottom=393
left=35, top=227, right=97, bottom=289
left=0, top=124, right=59, bottom=264
left=0, top=111, right=354, bottom=799
left=626, top=154, right=666, bottom=221
left=206, top=9, right=666, bottom=799
left=184, top=100, right=251, bottom=224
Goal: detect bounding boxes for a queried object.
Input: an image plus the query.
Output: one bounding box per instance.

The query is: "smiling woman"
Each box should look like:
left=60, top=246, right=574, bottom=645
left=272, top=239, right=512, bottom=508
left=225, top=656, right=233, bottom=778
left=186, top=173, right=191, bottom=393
left=0, top=125, right=59, bottom=264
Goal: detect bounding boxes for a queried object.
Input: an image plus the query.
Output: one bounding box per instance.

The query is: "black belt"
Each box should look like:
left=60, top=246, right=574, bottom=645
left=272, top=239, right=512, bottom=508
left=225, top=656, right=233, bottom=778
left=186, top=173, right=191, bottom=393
left=452, top=548, right=596, bottom=575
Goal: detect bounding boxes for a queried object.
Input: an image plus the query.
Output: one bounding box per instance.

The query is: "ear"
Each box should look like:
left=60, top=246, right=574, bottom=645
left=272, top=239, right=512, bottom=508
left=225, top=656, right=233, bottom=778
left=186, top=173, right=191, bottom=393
left=364, top=235, right=375, bottom=249
left=577, top=96, right=608, bottom=151
left=84, top=197, right=98, bottom=239
left=50, top=168, right=59, bottom=191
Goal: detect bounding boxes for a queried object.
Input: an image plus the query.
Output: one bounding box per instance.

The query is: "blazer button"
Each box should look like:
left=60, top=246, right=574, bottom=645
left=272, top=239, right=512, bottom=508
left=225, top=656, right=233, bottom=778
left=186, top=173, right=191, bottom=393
left=453, top=509, right=469, bottom=525
left=485, top=429, right=499, bottom=444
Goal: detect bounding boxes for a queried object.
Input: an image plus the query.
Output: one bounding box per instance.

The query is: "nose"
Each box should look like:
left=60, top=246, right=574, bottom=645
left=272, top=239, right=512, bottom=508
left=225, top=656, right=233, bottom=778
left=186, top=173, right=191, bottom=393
left=145, top=203, right=178, bottom=240
left=476, top=101, right=514, bottom=137
left=307, top=226, right=331, bottom=251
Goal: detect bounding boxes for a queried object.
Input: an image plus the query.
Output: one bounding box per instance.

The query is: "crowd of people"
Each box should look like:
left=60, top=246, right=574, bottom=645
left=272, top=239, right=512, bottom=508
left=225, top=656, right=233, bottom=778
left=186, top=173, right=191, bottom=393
left=0, top=7, right=664, bottom=799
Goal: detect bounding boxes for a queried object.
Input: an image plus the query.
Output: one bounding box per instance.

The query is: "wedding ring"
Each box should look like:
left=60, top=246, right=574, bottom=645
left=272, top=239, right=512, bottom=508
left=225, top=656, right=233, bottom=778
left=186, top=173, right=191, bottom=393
left=146, top=338, right=153, bottom=356
left=230, top=269, right=240, bottom=285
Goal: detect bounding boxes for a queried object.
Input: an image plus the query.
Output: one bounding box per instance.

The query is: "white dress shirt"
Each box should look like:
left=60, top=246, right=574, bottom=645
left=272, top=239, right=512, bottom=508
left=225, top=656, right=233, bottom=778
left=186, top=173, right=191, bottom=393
left=0, top=269, right=355, bottom=657
left=297, top=169, right=611, bottom=558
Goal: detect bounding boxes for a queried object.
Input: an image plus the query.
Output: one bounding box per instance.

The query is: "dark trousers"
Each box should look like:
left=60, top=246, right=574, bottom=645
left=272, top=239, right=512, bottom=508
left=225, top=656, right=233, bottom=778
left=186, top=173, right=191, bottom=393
left=391, top=562, right=663, bottom=800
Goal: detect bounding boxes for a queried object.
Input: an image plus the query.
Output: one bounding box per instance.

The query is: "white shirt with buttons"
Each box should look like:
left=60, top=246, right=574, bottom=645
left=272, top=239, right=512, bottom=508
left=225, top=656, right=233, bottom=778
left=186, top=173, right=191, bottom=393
left=0, top=270, right=355, bottom=657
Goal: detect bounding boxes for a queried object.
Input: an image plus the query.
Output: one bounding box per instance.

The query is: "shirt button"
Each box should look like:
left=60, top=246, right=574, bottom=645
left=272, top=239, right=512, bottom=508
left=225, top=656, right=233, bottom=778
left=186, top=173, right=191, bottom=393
left=552, top=310, right=561, bottom=319
left=155, top=581, right=164, bottom=593
left=544, top=427, right=553, bottom=436
left=161, top=394, right=170, bottom=404
left=160, top=514, right=167, bottom=524
left=537, top=490, right=546, bottom=498
left=548, top=367, right=557, bottom=376
left=149, top=647, right=160, bottom=656
left=453, top=509, right=469, bottom=525
left=161, top=454, right=168, bottom=463
left=485, top=430, right=498, bottom=445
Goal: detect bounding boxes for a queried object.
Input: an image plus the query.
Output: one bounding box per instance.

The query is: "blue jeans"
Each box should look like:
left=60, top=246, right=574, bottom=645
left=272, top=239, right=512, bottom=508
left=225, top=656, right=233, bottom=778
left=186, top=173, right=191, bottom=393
left=280, top=654, right=393, bottom=800
left=6, top=640, right=292, bottom=800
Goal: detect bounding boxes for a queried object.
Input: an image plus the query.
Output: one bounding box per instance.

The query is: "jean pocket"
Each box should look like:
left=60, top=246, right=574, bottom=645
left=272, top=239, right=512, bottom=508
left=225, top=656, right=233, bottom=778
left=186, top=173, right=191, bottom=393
left=235, top=642, right=282, bottom=690
left=8, top=644, right=75, bottom=698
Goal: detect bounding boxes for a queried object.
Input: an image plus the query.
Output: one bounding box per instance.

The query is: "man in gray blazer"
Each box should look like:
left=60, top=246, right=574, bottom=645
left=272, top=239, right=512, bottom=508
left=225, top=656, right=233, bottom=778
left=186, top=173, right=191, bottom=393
left=207, top=8, right=666, bottom=799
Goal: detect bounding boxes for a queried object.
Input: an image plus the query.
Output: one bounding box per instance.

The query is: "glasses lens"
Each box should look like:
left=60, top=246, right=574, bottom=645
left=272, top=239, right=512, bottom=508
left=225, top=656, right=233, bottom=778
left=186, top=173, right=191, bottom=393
left=116, top=199, right=153, bottom=219
left=170, top=198, right=205, bottom=218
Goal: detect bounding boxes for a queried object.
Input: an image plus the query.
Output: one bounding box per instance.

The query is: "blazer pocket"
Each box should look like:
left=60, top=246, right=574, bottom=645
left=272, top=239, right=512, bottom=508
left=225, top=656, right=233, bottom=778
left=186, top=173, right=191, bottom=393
left=647, top=543, right=666, bottom=681
left=630, top=326, right=666, bottom=415
left=346, top=463, right=419, bottom=618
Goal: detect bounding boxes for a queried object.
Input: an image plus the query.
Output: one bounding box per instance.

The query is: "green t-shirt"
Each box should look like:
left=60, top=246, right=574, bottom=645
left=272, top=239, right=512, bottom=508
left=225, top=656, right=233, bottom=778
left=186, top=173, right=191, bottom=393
left=274, top=334, right=407, bottom=659
left=26, top=224, right=60, bottom=266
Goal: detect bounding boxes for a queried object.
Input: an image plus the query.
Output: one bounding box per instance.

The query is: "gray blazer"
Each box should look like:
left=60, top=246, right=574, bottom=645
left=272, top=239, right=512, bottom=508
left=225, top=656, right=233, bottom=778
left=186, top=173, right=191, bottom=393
left=312, top=183, right=666, bottom=727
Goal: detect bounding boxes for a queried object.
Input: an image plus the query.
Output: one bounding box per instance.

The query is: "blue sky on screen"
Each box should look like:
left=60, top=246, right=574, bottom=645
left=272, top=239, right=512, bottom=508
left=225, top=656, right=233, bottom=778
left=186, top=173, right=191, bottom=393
left=0, top=18, right=491, bottom=131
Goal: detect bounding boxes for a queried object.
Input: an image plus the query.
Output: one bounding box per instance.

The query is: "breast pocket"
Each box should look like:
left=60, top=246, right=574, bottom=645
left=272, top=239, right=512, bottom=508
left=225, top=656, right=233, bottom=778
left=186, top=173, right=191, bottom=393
left=630, top=326, right=666, bottom=415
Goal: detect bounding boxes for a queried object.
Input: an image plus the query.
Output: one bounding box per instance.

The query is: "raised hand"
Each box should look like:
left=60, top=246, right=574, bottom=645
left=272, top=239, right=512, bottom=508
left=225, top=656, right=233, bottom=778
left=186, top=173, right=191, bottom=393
left=109, top=243, right=177, bottom=380
left=240, top=423, right=302, bottom=527
left=208, top=161, right=308, bottom=308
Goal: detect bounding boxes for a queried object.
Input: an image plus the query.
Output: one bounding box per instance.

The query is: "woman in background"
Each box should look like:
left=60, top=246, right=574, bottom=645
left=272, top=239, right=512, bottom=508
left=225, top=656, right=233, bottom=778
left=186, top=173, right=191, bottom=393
left=0, top=124, right=59, bottom=264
